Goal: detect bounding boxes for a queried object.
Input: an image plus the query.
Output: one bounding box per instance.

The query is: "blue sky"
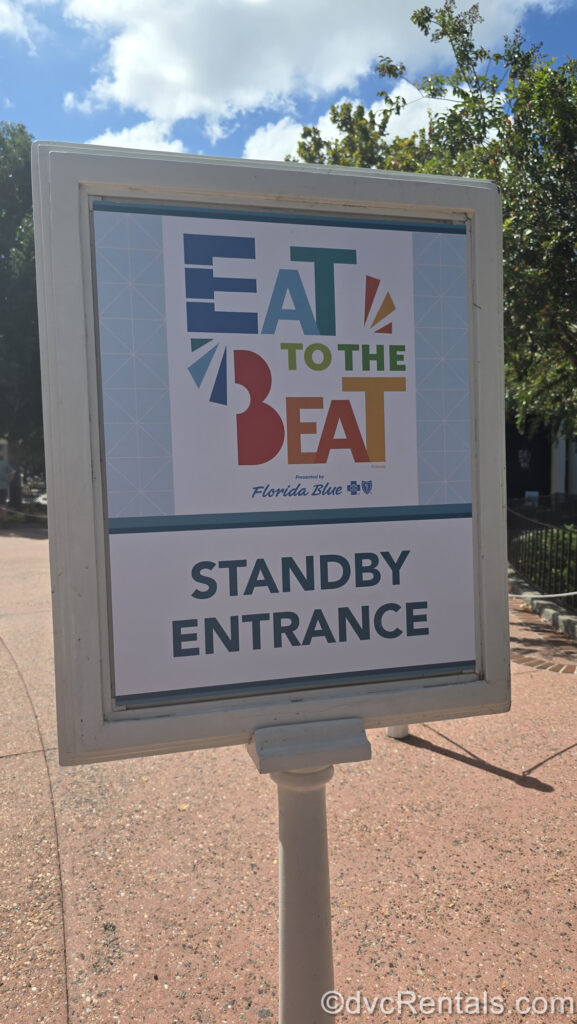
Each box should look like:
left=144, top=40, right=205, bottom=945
left=1, top=0, right=577, bottom=161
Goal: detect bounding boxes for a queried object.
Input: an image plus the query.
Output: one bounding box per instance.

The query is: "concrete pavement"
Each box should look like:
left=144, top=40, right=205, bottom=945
left=1, top=527, right=576, bottom=1023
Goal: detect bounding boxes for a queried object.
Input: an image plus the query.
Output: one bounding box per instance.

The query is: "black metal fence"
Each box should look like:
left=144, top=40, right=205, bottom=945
left=507, top=495, right=577, bottom=613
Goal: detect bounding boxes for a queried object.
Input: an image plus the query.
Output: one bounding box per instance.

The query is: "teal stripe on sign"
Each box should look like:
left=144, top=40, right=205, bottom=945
left=93, top=201, right=467, bottom=235
left=108, top=503, right=472, bottom=534
left=116, top=660, right=478, bottom=706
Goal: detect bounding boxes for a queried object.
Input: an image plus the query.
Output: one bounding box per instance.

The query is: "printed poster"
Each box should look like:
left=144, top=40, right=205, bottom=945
left=94, top=206, right=475, bottom=699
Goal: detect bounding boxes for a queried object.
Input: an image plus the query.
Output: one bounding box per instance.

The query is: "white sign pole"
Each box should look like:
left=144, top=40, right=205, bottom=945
left=386, top=724, right=410, bottom=739
left=275, top=766, right=335, bottom=1023
left=248, top=719, right=372, bottom=1024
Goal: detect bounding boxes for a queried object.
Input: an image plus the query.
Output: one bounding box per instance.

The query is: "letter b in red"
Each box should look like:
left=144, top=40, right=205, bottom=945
left=234, top=350, right=285, bottom=465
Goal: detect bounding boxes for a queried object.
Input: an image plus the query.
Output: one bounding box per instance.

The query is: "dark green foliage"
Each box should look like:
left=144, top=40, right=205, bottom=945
left=0, top=122, right=43, bottom=466
left=296, top=2, right=577, bottom=432
left=510, top=522, right=577, bottom=612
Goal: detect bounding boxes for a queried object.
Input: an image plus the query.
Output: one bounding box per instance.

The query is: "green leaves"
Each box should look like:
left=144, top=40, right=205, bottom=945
left=295, top=1, right=577, bottom=432
left=296, top=99, right=428, bottom=171
left=0, top=122, right=44, bottom=463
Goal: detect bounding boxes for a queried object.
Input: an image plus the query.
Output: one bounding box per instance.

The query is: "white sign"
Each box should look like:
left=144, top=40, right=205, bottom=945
left=159, top=213, right=418, bottom=514
left=32, top=143, right=510, bottom=763
left=110, top=519, right=475, bottom=697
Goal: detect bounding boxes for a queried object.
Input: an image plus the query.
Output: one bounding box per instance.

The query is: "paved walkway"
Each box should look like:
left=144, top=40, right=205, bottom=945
left=1, top=528, right=576, bottom=1023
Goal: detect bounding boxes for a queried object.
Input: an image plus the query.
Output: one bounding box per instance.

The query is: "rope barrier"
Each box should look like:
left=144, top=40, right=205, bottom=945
left=508, top=507, right=577, bottom=531
left=0, top=503, right=48, bottom=523
left=508, top=507, right=577, bottom=603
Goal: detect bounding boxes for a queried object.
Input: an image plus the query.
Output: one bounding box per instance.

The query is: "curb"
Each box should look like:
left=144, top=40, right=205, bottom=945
left=508, top=565, right=577, bottom=640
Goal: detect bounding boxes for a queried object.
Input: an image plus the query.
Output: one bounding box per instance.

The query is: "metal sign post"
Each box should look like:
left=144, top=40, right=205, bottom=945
left=248, top=719, right=372, bottom=1024
left=275, top=766, right=335, bottom=1023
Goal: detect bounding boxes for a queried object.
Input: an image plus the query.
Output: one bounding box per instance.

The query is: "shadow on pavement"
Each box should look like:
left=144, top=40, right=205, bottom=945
left=401, top=729, right=554, bottom=793
left=521, top=741, right=577, bottom=777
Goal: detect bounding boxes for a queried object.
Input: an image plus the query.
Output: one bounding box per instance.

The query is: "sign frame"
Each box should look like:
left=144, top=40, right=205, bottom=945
left=32, top=141, right=509, bottom=765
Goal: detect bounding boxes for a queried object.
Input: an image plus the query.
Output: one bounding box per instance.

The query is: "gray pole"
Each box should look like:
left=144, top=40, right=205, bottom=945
left=273, top=766, right=335, bottom=1024
left=386, top=724, right=410, bottom=739
left=247, top=719, right=372, bottom=1024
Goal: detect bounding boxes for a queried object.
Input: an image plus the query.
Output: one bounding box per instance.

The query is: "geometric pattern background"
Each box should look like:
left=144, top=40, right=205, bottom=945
left=94, top=209, right=471, bottom=518
left=413, top=232, right=471, bottom=505
left=94, top=211, right=174, bottom=518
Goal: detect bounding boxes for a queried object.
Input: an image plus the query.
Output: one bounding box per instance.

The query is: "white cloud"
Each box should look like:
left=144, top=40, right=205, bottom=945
left=0, top=0, right=45, bottom=48
left=87, top=119, right=186, bottom=152
left=379, top=81, right=457, bottom=138
left=58, top=0, right=568, bottom=138
left=63, top=89, right=92, bottom=114
left=243, top=105, right=347, bottom=161
left=242, top=117, right=306, bottom=162
left=242, top=84, right=459, bottom=162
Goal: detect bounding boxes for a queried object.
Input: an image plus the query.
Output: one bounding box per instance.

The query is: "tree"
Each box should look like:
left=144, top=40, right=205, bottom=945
left=0, top=121, right=43, bottom=496
left=296, top=2, right=577, bottom=433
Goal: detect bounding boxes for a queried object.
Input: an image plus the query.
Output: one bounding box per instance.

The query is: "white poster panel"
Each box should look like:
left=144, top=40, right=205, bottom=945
left=161, top=215, right=417, bottom=515
left=96, top=204, right=476, bottom=701
left=109, top=518, right=475, bottom=698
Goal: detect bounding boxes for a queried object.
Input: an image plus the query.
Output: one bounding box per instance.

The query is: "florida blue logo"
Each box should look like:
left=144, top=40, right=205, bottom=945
left=347, top=480, right=373, bottom=496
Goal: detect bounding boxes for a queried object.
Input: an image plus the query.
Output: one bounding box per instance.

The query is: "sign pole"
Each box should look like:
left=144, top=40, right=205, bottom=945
left=248, top=719, right=372, bottom=1024
left=386, top=725, right=410, bottom=739
left=274, top=766, right=335, bottom=1024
